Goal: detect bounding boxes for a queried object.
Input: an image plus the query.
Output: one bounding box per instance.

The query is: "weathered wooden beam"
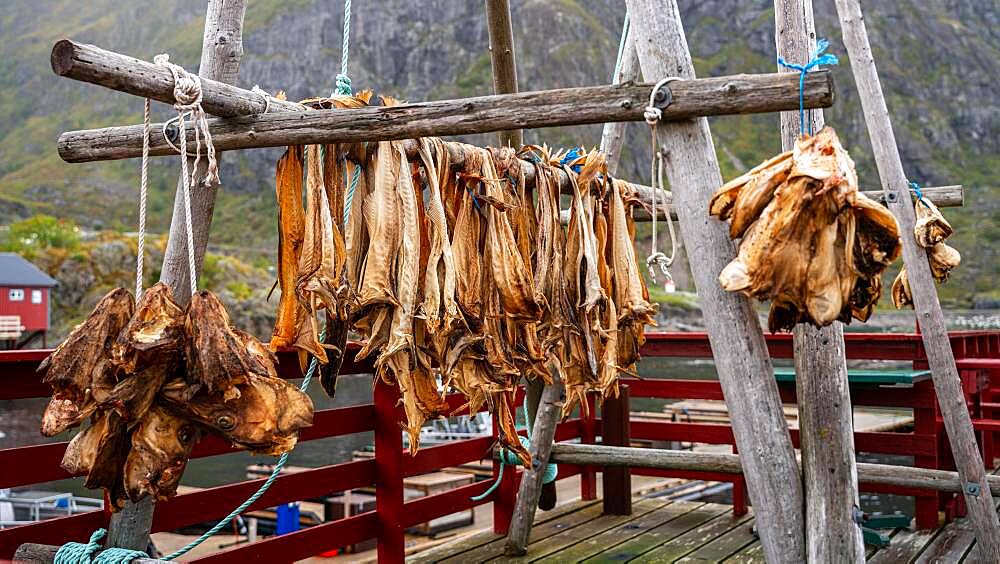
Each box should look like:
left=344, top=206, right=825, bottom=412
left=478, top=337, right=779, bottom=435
left=626, top=0, right=805, bottom=561
left=774, top=1, right=864, bottom=560
left=600, top=18, right=640, bottom=174
left=57, top=71, right=833, bottom=163
left=50, top=39, right=302, bottom=116
left=485, top=0, right=522, bottom=148
left=548, top=444, right=1000, bottom=496
left=14, top=544, right=166, bottom=564
left=834, top=0, right=1000, bottom=559
left=503, top=372, right=565, bottom=556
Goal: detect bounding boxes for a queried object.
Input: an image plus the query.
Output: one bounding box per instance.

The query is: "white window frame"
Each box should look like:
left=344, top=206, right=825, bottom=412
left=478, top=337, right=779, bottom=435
left=31, top=290, right=42, bottom=304
left=8, top=289, right=24, bottom=302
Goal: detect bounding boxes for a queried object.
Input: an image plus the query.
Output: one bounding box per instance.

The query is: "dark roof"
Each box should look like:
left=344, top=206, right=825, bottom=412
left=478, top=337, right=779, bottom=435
left=0, top=253, right=58, bottom=287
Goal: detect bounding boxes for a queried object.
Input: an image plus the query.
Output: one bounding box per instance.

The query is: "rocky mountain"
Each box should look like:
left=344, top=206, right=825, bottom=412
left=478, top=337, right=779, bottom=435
left=1, top=0, right=997, bottom=306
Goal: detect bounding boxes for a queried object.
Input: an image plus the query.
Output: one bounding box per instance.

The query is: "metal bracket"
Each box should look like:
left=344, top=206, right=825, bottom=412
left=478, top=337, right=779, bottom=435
left=164, top=121, right=180, bottom=144
left=851, top=505, right=864, bottom=525
left=652, top=82, right=674, bottom=110
left=965, top=481, right=982, bottom=497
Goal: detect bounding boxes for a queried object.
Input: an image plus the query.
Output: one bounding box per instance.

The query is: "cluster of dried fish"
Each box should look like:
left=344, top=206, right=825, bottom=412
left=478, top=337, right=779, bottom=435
left=40, top=284, right=313, bottom=509
left=268, top=95, right=657, bottom=462
left=709, top=127, right=902, bottom=331
left=891, top=198, right=961, bottom=308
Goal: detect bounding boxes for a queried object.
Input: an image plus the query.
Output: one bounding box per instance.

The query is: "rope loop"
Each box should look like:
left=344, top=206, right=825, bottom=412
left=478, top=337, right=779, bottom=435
left=335, top=73, right=353, bottom=96
left=470, top=402, right=557, bottom=502
left=331, top=0, right=354, bottom=96
left=777, top=38, right=839, bottom=136
left=53, top=528, right=148, bottom=564
left=250, top=85, right=272, bottom=114
left=909, top=180, right=929, bottom=208
left=643, top=84, right=679, bottom=285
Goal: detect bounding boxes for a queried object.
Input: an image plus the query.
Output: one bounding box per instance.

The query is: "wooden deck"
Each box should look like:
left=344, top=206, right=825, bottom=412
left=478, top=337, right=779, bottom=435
left=410, top=497, right=994, bottom=563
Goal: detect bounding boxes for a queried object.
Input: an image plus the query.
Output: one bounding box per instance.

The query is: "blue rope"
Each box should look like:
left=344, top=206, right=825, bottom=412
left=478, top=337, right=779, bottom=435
left=334, top=0, right=353, bottom=96
left=909, top=180, right=929, bottom=207
left=343, top=160, right=361, bottom=226
left=470, top=401, right=558, bottom=502
left=777, top=38, right=839, bottom=136
left=54, top=529, right=147, bottom=564
left=160, top=351, right=321, bottom=560
left=560, top=147, right=585, bottom=173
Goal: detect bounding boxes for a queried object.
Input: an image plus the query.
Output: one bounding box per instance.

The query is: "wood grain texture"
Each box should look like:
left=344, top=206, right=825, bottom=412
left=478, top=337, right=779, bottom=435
left=834, top=0, right=1000, bottom=559
left=549, top=444, right=1000, bottom=495
left=624, top=1, right=805, bottom=561
left=503, top=373, right=565, bottom=555
left=50, top=39, right=302, bottom=117
left=599, top=23, right=640, bottom=175
left=56, top=71, right=833, bottom=162
left=110, top=0, right=249, bottom=550
left=485, top=0, right=522, bottom=148
left=774, top=0, right=865, bottom=561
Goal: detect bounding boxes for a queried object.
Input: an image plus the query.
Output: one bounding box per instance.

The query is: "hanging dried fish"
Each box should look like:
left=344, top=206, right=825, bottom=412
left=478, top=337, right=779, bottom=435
left=891, top=197, right=961, bottom=308
left=124, top=405, right=202, bottom=502
left=709, top=127, right=901, bottom=331
left=39, top=288, right=134, bottom=436
left=270, top=146, right=305, bottom=351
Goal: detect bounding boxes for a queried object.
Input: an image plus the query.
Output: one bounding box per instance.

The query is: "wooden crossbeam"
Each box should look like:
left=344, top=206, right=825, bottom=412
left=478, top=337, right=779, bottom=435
left=55, top=70, right=833, bottom=163
left=549, top=444, right=1000, bottom=496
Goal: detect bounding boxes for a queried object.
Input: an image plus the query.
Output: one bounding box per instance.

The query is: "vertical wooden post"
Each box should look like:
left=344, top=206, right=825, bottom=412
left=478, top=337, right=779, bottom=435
left=601, top=386, right=632, bottom=515
left=503, top=374, right=565, bottom=556
left=484, top=0, right=522, bottom=148
left=579, top=394, right=598, bottom=501
left=106, top=0, right=248, bottom=552
left=774, top=1, right=865, bottom=561
left=599, top=18, right=639, bottom=174
left=833, top=0, right=1000, bottom=558
left=624, top=1, right=805, bottom=561
left=492, top=410, right=521, bottom=534
left=374, top=381, right=405, bottom=563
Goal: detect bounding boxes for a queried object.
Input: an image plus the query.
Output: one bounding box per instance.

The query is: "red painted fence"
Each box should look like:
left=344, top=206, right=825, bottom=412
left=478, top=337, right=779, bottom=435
left=0, top=331, right=997, bottom=561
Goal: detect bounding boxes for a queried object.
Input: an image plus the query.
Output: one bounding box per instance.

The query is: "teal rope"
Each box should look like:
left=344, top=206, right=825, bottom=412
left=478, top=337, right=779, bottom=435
left=470, top=401, right=558, bottom=502
left=54, top=529, right=147, bottom=564
left=612, top=13, right=630, bottom=81
left=777, top=38, right=838, bottom=136
left=343, top=160, right=361, bottom=226
left=334, top=0, right=353, bottom=95
left=909, top=180, right=929, bottom=207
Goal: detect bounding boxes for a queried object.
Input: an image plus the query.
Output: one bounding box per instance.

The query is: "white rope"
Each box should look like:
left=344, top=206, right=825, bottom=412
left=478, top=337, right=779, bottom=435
left=153, top=53, right=218, bottom=297
left=644, top=78, right=680, bottom=283
left=136, top=98, right=151, bottom=301
left=251, top=85, right=272, bottom=114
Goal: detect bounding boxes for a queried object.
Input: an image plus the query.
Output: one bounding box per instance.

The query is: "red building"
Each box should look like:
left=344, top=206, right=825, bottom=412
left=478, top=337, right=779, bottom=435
left=0, top=252, right=56, bottom=348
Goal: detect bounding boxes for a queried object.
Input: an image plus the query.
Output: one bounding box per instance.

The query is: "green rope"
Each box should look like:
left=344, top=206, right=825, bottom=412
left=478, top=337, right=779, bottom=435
left=53, top=529, right=147, bottom=564
left=161, top=348, right=322, bottom=560
left=334, top=0, right=353, bottom=95
left=344, top=160, right=361, bottom=226
left=470, top=401, right=558, bottom=502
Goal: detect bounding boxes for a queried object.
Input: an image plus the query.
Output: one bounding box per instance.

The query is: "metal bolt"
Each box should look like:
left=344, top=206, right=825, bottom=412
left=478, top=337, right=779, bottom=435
left=886, top=192, right=897, bottom=202
left=164, top=122, right=180, bottom=144
left=620, top=99, right=632, bottom=109
left=965, top=481, right=982, bottom=497
left=654, top=89, right=668, bottom=103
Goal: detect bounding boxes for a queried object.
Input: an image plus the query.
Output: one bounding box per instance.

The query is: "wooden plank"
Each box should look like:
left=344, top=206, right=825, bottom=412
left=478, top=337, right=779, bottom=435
left=50, top=39, right=301, bottom=117
left=56, top=71, right=833, bottom=163
left=582, top=503, right=732, bottom=563
left=774, top=1, right=865, bottom=561
left=834, top=0, right=1000, bottom=558
left=414, top=500, right=600, bottom=564
left=915, top=518, right=975, bottom=563
left=484, top=0, right=522, bottom=148
left=496, top=499, right=669, bottom=562
left=542, top=501, right=704, bottom=562
left=103, top=0, right=250, bottom=553
left=867, top=527, right=940, bottom=563
left=634, top=509, right=755, bottom=563
left=677, top=519, right=760, bottom=563
left=625, top=1, right=805, bottom=561
left=503, top=372, right=565, bottom=555
left=443, top=502, right=606, bottom=564
left=723, top=541, right=766, bottom=563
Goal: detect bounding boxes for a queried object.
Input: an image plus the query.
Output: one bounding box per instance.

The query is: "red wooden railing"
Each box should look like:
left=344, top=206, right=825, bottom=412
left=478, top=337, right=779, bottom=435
left=0, top=331, right=997, bottom=561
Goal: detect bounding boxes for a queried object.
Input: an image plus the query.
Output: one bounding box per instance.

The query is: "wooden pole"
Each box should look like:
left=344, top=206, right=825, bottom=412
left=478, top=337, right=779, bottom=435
left=601, top=387, right=632, bottom=515
left=503, top=372, right=564, bottom=556
left=834, top=0, right=1000, bottom=558
left=50, top=40, right=302, bottom=117
left=600, top=20, right=640, bottom=174
left=549, top=444, right=1000, bottom=496
left=625, top=1, right=805, bottom=561
left=106, top=0, right=249, bottom=551
left=484, top=0, right=522, bottom=148
left=774, top=1, right=865, bottom=560
left=56, top=71, right=834, bottom=163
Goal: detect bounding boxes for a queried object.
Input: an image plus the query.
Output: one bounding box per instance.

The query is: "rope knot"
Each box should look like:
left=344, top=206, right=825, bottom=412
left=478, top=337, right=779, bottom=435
left=643, top=106, right=662, bottom=125
left=335, top=73, right=353, bottom=96
left=777, top=38, right=839, bottom=136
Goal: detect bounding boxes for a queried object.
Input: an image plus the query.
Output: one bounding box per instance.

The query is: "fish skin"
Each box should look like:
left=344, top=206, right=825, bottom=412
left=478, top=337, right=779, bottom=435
left=271, top=146, right=306, bottom=351
left=39, top=287, right=133, bottom=437
left=123, top=404, right=202, bottom=502
left=357, top=141, right=403, bottom=310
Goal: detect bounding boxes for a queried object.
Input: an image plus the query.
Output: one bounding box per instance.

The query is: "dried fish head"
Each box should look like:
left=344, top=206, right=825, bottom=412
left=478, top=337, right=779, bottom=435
left=40, top=287, right=133, bottom=436
left=112, top=282, right=185, bottom=373
left=124, top=404, right=202, bottom=502
left=914, top=199, right=954, bottom=248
